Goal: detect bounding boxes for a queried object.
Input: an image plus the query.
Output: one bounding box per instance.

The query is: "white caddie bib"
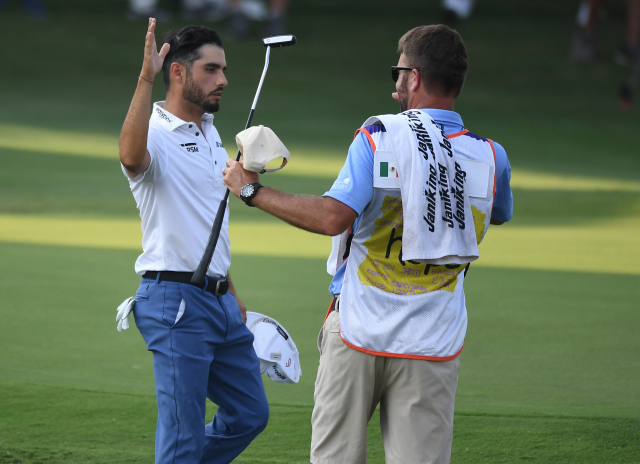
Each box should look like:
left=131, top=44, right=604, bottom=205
left=334, top=117, right=496, bottom=359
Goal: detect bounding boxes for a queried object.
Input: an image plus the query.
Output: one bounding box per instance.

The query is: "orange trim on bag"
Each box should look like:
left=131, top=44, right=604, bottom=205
left=324, top=297, right=335, bottom=322
left=339, top=331, right=464, bottom=361
left=354, top=128, right=377, bottom=152
left=446, top=129, right=469, bottom=139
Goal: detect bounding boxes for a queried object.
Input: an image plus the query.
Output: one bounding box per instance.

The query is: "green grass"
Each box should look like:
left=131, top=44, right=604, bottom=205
left=1, top=0, right=640, bottom=462
left=2, top=383, right=639, bottom=463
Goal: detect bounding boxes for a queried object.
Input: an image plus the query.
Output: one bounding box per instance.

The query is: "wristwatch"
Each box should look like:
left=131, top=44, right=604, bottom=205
left=240, top=183, right=263, bottom=207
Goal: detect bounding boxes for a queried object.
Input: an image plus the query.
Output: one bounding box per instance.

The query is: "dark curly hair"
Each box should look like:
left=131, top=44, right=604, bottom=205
left=161, top=26, right=223, bottom=90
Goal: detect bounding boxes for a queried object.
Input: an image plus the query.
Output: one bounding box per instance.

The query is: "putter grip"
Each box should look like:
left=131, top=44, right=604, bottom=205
left=191, top=196, right=229, bottom=286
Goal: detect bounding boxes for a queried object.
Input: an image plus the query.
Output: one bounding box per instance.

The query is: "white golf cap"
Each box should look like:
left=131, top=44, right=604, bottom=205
left=236, top=125, right=290, bottom=174
left=245, top=311, right=301, bottom=384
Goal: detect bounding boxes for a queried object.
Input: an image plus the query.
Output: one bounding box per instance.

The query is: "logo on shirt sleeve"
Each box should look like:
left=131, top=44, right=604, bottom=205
left=180, top=143, right=199, bottom=153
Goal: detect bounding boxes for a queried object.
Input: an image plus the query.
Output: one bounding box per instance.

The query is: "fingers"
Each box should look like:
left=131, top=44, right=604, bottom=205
left=144, top=23, right=155, bottom=55
left=148, top=17, right=156, bottom=34
left=145, top=18, right=158, bottom=54
left=224, top=159, right=247, bottom=170
left=222, top=159, right=260, bottom=197
left=159, top=42, right=170, bottom=59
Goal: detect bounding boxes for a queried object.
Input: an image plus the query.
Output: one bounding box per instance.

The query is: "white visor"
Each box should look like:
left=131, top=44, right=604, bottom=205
left=245, top=311, right=301, bottom=384
left=236, top=125, right=290, bottom=174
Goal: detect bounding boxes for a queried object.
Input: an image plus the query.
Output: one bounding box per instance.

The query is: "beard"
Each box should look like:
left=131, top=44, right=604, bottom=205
left=397, top=73, right=409, bottom=112
left=182, top=72, right=221, bottom=113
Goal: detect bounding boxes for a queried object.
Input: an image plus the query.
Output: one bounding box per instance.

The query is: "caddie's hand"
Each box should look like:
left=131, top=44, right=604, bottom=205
left=116, top=297, right=136, bottom=332
left=222, top=159, right=259, bottom=198
left=140, top=18, right=170, bottom=82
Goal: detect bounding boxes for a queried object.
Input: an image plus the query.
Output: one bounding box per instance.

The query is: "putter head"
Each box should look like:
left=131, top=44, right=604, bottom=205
left=262, top=35, right=297, bottom=47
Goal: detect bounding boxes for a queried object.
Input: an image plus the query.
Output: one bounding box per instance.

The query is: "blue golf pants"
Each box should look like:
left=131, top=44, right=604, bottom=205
left=133, top=277, right=269, bottom=464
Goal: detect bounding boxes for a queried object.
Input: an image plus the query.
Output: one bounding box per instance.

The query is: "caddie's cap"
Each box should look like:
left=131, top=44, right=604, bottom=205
left=245, top=311, right=301, bottom=384
left=236, top=125, right=290, bottom=174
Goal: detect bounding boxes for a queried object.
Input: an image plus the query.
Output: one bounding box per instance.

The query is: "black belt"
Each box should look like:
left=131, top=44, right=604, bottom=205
left=143, top=271, right=229, bottom=296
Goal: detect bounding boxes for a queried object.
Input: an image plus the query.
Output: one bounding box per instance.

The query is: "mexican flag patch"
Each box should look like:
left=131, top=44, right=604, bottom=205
left=373, top=150, right=400, bottom=189
left=379, top=161, right=398, bottom=178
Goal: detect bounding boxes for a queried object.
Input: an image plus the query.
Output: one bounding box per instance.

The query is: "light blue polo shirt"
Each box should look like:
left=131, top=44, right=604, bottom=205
left=323, top=109, right=513, bottom=296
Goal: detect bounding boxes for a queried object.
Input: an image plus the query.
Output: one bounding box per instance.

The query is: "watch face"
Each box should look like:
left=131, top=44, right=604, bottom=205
left=241, top=184, right=255, bottom=198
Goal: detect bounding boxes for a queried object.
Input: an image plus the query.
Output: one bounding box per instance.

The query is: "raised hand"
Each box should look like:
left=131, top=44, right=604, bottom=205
left=140, top=18, right=170, bottom=82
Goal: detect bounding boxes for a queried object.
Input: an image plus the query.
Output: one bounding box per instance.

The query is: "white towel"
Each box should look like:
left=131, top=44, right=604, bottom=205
left=375, top=111, right=479, bottom=265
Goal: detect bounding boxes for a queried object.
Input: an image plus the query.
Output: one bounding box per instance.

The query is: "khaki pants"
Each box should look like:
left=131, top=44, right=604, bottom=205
left=310, top=311, right=460, bottom=464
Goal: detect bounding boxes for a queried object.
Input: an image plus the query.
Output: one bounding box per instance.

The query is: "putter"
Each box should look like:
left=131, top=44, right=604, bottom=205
left=191, top=35, right=297, bottom=287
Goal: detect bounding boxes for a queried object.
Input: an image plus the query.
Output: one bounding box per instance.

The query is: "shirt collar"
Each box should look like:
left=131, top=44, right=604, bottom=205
left=418, top=108, right=465, bottom=136
left=151, top=101, right=215, bottom=131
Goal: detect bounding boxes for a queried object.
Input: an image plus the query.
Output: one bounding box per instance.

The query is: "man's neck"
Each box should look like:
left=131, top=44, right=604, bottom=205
left=163, top=95, right=205, bottom=131
left=409, top=92, right=455, bottom=111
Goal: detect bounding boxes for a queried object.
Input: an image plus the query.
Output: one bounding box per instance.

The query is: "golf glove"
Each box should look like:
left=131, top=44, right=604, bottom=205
left=116, top=297, right=136, bottom=332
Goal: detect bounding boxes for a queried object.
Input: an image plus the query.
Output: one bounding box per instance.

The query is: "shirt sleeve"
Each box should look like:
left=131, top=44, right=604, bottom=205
left=121, top=129, right=163, bottom=184
left=322, top=132, right=375, bottom=215
left=491, top=140, right=513, bottom=222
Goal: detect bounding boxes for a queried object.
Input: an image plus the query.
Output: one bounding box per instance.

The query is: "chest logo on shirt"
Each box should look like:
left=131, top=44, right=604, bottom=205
left=180, top=143, right=199, bottom=153
left=216, top=141, right=224, bottom=148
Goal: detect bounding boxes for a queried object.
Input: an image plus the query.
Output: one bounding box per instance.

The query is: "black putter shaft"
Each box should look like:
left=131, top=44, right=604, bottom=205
left=191, top=36, right=296, bottom=286
left=191, top=113, right=253, bottom=286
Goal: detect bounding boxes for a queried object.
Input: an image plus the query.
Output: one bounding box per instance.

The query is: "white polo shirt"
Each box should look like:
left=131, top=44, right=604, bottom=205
left=122, top=101, right=231, bottom=277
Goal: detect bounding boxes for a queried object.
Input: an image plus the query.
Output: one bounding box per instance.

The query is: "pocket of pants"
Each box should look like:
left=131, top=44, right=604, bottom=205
left=136, top=292, right=149, bottom=300
left=318, top=312, right=340, bottom=355
left=317, top=326, right=324, bottom=354
left=135, top=283, right=150, bottom=301
left=329, top=312, right=340, bottom=334
left=161, top=284, right=187, bottom=328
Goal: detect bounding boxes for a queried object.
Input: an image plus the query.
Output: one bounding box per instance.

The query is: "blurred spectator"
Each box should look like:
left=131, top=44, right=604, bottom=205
left=441, top=0, right=475, bottom=21
left=571, top=0, right=640, bottom=66
left=618, top=0, right=640, bottom=66
left=128, top=0, right=224, bottom=21
left=128, top=0, right=288, bottom=39
left=226, top=0, right=288, bottom=39
left=0, top=0, right=47, bottom=18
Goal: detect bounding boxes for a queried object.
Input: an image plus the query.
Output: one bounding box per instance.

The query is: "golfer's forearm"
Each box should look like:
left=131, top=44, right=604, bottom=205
left=119, top=80, right=153, bottom=172
left=252, top=188, right=352, bottom=236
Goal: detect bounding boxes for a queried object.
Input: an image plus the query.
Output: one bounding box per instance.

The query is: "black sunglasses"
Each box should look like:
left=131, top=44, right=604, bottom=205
left=391, top=66, right=422, bottom=83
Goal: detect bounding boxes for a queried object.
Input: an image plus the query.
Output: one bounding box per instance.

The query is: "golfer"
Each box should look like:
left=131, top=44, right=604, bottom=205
left=223, top=25, right=513, bottom=464
left=119, top=19, right=269, bottom=464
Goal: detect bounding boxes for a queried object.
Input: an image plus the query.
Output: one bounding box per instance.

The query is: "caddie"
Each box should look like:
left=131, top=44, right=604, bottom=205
left=222, top=24, right=513, bottom=464
left=118, top=19, right=269, bottom=464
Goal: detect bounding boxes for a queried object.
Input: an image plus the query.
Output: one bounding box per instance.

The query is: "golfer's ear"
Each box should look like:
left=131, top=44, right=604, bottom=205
left=410, top=69, right=421, bottom=92
left=170, top=62, right=185, bottom=85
